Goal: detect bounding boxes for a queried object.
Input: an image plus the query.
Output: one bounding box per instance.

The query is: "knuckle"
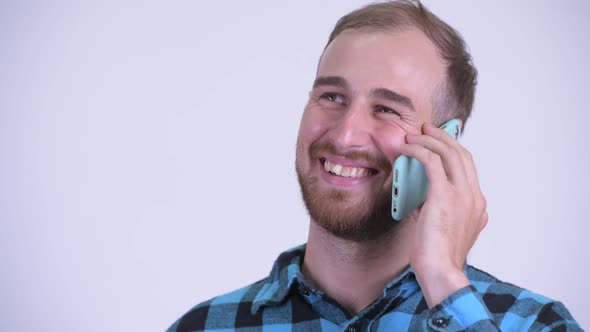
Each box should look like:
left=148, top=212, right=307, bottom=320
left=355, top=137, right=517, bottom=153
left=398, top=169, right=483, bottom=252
left=473, top=194, right=486, bottom=212
left=480, top=196, right=488, bottom=210
left=426, top=152, right=441, bottom=164
left=464, top=150, right=474, bottom=163
left=451, top=146, right=469, bottom=160
left=481, top=211, right=489, bottom=230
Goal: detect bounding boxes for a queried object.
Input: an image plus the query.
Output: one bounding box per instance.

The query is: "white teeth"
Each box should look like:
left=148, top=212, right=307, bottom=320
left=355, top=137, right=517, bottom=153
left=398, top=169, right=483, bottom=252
left=341, top=167, right=350, bottom=177
left=323, top=160, right=372, bottom=178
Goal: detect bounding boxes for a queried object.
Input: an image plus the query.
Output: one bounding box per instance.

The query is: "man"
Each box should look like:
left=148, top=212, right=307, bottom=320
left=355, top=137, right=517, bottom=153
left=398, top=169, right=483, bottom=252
left=168, top=1, right=581, bottom=331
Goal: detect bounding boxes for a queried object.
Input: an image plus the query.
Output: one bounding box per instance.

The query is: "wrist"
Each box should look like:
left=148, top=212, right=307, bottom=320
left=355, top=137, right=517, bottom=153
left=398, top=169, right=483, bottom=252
left=414, top=265, right=470, bottom=308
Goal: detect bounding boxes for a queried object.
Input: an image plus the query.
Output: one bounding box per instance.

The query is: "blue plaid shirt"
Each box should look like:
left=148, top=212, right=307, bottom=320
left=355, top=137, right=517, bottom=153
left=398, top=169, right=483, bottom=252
left=168, top=244, right=581, bottom=331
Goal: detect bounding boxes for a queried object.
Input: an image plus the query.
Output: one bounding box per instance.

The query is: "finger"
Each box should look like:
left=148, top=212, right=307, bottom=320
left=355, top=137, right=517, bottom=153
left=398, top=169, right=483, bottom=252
left=460, top=149, right=483, bottom=189
left=423, top=122, right=460, bottom=148
left=405, top=133, right=467, bottom=186
left=424, top=123, right=482, bottom=189
left=400, top=143, right=447, bottom=188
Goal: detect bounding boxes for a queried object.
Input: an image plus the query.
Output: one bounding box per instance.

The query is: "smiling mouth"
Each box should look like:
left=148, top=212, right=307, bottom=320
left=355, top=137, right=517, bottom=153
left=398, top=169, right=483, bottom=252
left=320, top=158, right=378, bottom=178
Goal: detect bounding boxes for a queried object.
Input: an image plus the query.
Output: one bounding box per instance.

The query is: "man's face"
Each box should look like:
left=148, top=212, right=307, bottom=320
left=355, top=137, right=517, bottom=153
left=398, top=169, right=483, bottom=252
left=295, top=28, right=446, bottom=241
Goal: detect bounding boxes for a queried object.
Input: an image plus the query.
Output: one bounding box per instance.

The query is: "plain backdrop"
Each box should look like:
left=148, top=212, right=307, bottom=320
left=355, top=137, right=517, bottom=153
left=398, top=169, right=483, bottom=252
left=1, top=1, right=589, bottom=331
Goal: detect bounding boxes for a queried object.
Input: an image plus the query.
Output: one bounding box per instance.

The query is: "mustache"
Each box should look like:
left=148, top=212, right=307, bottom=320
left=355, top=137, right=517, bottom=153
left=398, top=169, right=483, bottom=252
left=309, top=141, right=392, bottom=173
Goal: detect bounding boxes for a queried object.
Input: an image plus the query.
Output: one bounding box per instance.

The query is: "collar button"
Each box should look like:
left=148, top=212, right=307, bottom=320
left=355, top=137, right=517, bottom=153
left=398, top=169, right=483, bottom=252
left=346, top=325, right=358, bottom=332
left=432, top=317, right=449, bottom=328
left=299, top=287, right=310, bottom=296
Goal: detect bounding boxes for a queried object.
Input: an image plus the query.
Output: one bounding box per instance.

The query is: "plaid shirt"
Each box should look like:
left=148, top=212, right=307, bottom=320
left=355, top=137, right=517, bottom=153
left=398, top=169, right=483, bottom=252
left=168, top=244, right=581, bottom=331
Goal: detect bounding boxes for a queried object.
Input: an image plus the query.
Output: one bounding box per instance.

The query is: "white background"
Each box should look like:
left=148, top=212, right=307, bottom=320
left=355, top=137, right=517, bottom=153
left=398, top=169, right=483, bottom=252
left=1, top=1, right=589, bottom=331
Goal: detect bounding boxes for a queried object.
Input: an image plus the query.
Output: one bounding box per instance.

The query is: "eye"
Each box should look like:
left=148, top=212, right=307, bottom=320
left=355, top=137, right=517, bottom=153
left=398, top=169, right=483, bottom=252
left=375, top=105, right=399, bottom=115
left=320, top=92, right=345, bottom=105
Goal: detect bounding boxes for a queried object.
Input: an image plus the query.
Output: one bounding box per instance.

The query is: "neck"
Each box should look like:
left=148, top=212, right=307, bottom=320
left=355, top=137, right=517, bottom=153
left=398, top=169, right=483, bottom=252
left=302, top=220, right=415, bottom=316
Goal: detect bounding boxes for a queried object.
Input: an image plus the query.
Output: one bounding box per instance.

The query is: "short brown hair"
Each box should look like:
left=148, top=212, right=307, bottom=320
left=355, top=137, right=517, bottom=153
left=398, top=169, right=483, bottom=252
left=324, top=0, right=477, bottom=127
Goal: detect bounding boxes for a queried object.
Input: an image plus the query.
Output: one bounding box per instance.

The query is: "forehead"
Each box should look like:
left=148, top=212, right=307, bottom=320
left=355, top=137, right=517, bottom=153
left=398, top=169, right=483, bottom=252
left=318, top=28, right=446, bottom=112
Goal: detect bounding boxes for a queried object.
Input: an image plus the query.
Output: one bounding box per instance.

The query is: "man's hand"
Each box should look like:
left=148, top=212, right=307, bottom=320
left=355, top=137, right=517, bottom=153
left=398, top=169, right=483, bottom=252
left=400, top=122, right=488, bottom=308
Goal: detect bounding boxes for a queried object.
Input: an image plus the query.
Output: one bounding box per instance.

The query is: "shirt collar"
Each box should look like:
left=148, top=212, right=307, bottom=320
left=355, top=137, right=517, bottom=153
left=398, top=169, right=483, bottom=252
left=251, top=243, right=420, bottom=314
left=251, top=244, right=306, bottom=314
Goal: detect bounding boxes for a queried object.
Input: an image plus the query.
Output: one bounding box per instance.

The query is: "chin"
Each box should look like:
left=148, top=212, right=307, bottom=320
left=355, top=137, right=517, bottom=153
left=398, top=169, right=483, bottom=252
left=299, top=177, right=394, bottom=242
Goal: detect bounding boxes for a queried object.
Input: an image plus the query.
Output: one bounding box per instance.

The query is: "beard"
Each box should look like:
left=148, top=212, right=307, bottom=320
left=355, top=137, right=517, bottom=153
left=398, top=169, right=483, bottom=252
left=296, top=140, right=395, bottom=242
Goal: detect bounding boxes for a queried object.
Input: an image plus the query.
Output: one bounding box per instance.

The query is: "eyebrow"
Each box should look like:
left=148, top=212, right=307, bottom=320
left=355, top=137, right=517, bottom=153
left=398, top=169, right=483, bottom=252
left=313, top=76, right=349, bottom=89
left=312, top=75, right=415, bottom=112
left=371, top=88, right=415, bottom=112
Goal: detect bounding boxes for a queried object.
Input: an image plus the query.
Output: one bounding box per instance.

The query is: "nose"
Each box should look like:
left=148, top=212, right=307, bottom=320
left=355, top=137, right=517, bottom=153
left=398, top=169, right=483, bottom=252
left=328, top=102, right=373, bottom=149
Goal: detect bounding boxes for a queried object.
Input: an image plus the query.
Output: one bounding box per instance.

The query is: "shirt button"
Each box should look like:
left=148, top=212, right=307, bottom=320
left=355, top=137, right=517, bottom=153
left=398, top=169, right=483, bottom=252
left=432, top=317, right=449, bottom=328
left=300, top=287, right=310, bottom=296
left=346, top=325, right=358, bottom=332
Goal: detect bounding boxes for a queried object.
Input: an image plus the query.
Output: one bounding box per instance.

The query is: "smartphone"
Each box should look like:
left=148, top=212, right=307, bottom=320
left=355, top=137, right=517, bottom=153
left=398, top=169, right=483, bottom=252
left=391, top=119, right=462, bottom=221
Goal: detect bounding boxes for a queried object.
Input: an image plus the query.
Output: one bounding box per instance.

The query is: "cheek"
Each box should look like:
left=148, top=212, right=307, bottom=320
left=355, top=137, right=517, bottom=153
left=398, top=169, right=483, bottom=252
left=372, top=125, right=408, bottom=165
left=298, top=107, right=332, bottom=147
left=296, top=108, right=327, bottom=165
